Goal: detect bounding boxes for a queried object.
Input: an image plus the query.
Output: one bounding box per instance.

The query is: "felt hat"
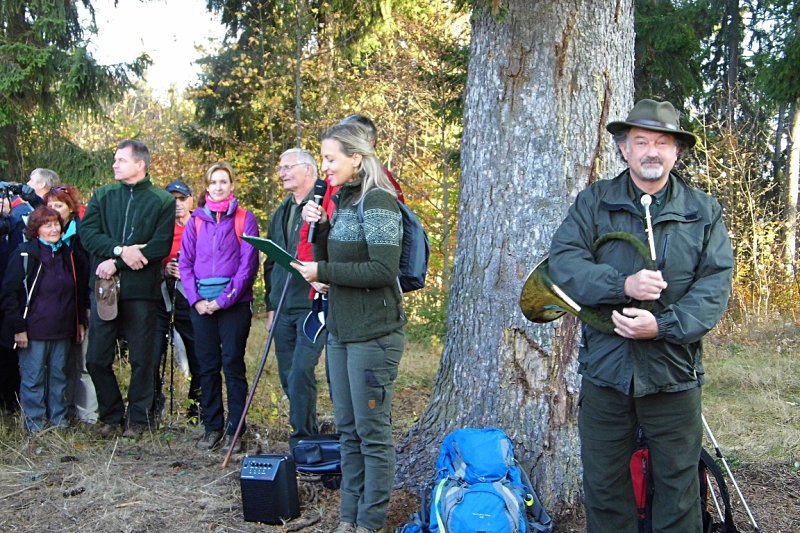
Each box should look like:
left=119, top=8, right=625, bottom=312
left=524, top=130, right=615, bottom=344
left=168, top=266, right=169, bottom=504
left=606, top=99, right=697, bottom=148
left=95, top=276, right=120, bottom=321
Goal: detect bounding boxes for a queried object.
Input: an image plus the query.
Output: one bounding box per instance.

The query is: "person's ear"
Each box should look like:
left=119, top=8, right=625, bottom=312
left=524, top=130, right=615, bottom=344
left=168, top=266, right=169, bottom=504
left=352, top=153, right=363, bottom=168
left=618, top=142, right=630, bottom=162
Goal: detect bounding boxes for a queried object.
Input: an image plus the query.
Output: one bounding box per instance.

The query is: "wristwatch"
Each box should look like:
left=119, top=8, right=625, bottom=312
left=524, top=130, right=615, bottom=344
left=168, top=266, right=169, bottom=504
left=113, top=245, right=123, bottom=257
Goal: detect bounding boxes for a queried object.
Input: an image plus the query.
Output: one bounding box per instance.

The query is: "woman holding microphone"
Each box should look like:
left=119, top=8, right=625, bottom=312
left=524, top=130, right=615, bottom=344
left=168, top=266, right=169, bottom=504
left=294, top=122, right=405, bottom=533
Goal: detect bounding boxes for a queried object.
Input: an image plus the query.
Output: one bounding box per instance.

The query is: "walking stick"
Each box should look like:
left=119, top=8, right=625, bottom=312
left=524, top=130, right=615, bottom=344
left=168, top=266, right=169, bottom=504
left=167, top=272, right=178, bottom=417
left=701, top=414, right=761, bottom=532
left=222, top=270, right=292, bottom=468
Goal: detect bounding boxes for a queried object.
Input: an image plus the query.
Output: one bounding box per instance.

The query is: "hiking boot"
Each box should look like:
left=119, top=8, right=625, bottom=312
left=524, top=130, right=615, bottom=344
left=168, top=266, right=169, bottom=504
left=332, top=522, right=356, bottom=533
left=93, top=422, right=121, bottom=438
left=122, top=424, right=147, bottom=439
left=196, top=430, right=223, bottom=450
left=355, top=527, right=384, bottom=533
left=221, top=434, right=243, bottom=455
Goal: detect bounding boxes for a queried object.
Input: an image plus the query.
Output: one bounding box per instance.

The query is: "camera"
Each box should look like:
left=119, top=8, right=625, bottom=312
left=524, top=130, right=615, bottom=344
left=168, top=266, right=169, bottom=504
left=0, top=181, right=24, bottom=197
left=0, top=181, right=37, bottom=203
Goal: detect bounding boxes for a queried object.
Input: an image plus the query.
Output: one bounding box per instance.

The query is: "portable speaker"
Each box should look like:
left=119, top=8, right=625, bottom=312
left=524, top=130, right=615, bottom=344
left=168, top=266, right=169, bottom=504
left=240, top=454, right=300, bottom=524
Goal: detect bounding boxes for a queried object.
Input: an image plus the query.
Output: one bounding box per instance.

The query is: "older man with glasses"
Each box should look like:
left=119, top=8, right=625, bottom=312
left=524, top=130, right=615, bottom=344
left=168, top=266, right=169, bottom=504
left=263, top=148, right=328, bottom=450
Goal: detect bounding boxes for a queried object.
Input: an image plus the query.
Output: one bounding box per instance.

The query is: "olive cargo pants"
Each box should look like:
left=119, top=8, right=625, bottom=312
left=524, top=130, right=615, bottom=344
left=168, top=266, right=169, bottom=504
left=327, top=329, right=404, bottom=531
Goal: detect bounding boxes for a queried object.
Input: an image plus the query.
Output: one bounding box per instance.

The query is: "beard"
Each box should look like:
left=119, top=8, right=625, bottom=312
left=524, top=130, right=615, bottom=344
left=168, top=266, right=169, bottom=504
left=638, top=158, right=665, bottom=181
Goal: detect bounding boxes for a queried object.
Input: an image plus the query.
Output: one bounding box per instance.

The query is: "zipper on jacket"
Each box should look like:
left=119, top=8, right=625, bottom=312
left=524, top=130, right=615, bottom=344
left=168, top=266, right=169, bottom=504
left=70, top=250, right=80, bottom=340
left=657, top=234, right=669, bottom=271
left=212, top=213, right=219, bottom=273
left=121, top=187, right=134, bottom=243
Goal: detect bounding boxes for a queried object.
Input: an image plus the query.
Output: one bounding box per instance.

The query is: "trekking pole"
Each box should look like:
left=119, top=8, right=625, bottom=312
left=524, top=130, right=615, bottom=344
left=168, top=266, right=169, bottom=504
left=222, top=270, right=292, bottom=468
left=168, top=277, right=177, bottom=417
left=705, top=470, right=724, bottom=523
left=701, top=414, right=761, bottom=532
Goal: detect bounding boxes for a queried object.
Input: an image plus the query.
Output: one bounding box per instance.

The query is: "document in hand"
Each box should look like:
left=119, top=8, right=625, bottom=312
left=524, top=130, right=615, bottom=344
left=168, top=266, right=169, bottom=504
left=241, top=235, right=305, bottom=281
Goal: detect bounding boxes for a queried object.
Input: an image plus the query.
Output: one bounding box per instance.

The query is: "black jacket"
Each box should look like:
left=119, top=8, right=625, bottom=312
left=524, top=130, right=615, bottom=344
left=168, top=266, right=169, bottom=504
left=0, top=239, right=89, bottom=347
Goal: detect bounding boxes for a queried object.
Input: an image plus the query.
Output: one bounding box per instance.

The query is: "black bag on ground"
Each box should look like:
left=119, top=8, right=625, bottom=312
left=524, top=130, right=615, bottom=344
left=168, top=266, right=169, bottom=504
left=293, top=434, right=341, bottom=475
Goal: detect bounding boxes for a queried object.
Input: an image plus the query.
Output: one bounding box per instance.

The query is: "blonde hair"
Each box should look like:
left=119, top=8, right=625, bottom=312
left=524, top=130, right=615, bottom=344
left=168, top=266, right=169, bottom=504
left=320, top=123, right=395, bottom=202
left=200, top=161, right=235, bottom=207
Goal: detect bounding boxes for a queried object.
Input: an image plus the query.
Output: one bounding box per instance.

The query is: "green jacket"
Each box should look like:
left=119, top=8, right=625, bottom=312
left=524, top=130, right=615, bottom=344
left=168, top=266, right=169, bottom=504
left=264, top=191, right=314, bottom=314
left=80, top=176, right=175, bottom=301
left=313, top=179, right=406, bottom=343
left=549, top=170, right=733, bottom=396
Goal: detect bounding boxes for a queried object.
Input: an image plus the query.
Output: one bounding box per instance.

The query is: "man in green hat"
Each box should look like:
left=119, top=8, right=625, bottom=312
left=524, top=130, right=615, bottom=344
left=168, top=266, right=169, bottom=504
left=548, top=99, right=734, bottom=532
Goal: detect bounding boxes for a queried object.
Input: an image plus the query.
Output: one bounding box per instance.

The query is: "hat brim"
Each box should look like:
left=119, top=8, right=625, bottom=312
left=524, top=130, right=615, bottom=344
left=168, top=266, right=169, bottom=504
left=607, top=120, right=697, bottom=148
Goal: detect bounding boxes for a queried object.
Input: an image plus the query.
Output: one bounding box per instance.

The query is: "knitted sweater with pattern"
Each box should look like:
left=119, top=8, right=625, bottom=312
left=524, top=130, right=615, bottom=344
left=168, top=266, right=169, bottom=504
left=313, top=179, right=406, bottom=343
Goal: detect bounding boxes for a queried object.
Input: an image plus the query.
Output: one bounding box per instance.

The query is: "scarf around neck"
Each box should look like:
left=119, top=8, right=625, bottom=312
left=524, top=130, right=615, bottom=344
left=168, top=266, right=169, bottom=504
left=38, top=238, right=63, bottom=252
left=205, top=192, right=235, bottom=213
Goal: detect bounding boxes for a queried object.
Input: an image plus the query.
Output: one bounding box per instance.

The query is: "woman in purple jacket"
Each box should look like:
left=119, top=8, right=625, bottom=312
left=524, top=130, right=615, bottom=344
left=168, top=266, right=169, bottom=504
left=179, top=162, right=259, bottom=454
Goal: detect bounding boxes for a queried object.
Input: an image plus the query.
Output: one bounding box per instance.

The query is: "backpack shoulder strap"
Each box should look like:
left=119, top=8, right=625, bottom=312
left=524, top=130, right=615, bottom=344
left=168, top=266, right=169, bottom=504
left=517, top=461, right=554, bottom=533
left=356, top=189, right=375, bottom=224
left=194, top=208, right=245, bottom=243
left=234, top=206, right=245, bottom=243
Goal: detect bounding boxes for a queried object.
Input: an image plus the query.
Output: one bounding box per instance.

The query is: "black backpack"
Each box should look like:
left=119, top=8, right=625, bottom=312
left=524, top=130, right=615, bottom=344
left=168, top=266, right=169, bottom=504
left=357, top=191, right=430, bottom=293
left=630, top=428, right=739, bottom=533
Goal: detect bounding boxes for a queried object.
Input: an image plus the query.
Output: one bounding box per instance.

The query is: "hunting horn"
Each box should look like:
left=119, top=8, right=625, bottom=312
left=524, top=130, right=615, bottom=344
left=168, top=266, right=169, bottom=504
left=640, top=194, right=657, bottom=262
left=519, top=232, right=655, bottom=335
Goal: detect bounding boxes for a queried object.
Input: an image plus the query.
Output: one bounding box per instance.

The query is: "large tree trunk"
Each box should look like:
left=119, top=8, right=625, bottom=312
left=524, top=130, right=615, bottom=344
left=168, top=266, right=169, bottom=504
left=395, top=0, right=634, bottom=516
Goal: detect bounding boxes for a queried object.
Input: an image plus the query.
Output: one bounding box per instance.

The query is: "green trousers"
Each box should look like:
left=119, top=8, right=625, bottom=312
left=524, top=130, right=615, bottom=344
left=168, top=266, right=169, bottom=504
left=578, top=380, right=703, bottom=533
left=327, top=329, right=404, bottom=531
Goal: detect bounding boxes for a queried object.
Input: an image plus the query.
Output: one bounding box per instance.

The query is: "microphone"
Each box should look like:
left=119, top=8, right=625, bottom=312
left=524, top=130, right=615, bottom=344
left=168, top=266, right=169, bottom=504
left=307, top=178, right=328, bottom=243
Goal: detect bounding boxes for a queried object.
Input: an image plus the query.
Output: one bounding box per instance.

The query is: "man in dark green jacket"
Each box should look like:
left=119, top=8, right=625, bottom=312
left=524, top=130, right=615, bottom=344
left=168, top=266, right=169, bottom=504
left=80, top=139, right=175, bottom=438
left=263, top=148, right=327, bottom=449
left=549, top=99, right=733, bottom=533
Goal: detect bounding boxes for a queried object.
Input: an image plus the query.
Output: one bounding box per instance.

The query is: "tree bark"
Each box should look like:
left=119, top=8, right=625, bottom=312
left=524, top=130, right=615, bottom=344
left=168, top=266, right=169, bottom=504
left=395, top=0, right=634, bottom=516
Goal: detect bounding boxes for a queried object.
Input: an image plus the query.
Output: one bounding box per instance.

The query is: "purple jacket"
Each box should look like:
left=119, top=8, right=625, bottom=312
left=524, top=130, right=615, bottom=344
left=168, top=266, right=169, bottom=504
left=179, top=198, right=260, bottom=309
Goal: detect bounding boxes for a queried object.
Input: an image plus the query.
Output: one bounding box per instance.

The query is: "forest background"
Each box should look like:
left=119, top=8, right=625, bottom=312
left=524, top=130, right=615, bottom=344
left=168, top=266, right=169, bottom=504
left=1, top=0, right=800, bottom=529
left=4, top=0, right=800, bottom=332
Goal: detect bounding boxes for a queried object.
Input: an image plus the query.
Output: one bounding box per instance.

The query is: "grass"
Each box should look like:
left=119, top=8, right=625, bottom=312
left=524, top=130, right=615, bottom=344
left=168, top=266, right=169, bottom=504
left=2, top=314, right=794, bottom=465
left=0, top=314, right=797, bottom=531
left=702, top=317, right=800, bottom=464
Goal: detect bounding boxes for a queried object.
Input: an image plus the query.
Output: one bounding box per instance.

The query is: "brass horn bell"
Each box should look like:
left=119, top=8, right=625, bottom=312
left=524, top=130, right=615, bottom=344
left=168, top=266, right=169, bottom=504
left=519, top=257, right=581, bottom=324
left=519, top=232, right=655, bottom=335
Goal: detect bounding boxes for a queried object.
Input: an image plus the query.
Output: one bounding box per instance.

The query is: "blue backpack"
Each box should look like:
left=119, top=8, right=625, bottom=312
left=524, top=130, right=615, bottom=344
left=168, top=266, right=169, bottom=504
left=357, top=192, right=430, bottom=293
left=426, top=427, right=553, bottom=533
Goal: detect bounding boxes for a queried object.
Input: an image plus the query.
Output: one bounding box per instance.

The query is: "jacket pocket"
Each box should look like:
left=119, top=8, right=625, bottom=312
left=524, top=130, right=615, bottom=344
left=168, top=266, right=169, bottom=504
left=360, top=286, right=393, bottom=325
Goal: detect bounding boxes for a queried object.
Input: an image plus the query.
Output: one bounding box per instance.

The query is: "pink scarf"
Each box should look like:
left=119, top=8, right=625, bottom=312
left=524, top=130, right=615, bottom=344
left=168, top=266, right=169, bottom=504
left=205, top=192, right=235, bottom=213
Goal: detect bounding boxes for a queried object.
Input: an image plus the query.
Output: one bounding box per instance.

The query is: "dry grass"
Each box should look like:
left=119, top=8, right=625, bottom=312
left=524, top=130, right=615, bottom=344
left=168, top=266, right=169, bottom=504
left=0, top=314, right=440, bottom=533
left=0, top=315, right=797, bottom=532
left=703, top=318, right=800, bottom=463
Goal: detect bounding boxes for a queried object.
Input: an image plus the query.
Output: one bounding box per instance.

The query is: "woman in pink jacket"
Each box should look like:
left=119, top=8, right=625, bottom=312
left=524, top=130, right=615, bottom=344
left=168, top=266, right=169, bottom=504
left=179, top=161, right=259, bottom=454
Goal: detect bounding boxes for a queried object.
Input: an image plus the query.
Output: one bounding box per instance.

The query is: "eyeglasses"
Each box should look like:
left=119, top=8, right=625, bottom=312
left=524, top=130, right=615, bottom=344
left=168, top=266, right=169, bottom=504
left=278, top=163, right=308, bottom=173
